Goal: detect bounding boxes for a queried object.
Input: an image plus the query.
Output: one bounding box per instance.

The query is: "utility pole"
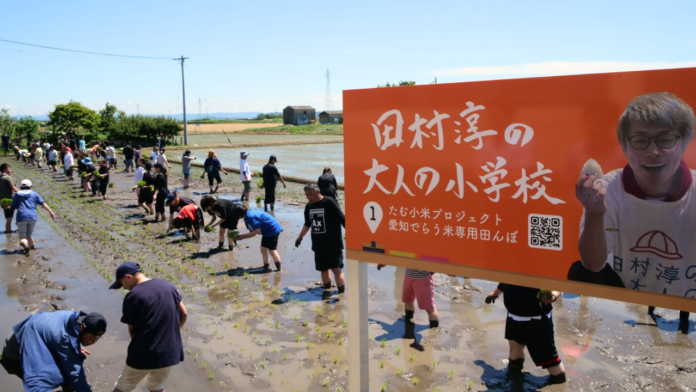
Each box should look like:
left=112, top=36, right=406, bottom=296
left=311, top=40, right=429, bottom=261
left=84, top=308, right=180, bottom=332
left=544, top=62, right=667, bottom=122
left=175, top=56, right=190, bottom=145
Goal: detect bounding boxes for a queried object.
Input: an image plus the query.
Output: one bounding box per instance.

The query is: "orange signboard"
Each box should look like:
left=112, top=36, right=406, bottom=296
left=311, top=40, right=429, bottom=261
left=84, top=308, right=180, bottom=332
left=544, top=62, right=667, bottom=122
left=344, top=68, right=696, bottom=310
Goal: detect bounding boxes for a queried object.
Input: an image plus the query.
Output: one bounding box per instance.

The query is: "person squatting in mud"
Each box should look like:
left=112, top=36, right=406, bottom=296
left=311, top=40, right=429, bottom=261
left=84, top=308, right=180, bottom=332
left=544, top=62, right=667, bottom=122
left=1, top=311, right=107, bottom=392
left=109, top=262, right=187, bottom=392
left=485, top=284, right=567, bottom=385
left=165, top=191, right=195, bottom=233
left=295, top=183, right=346, bottom=297
left=171, top=203, right=205, bottom=240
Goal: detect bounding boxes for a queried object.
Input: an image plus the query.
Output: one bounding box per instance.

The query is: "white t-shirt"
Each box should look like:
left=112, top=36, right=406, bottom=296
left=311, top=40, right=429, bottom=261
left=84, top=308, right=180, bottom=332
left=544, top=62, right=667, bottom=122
left=157, top=154, right=167, bottom=166
left=579, top=168, right=696, bottom=297
left=151, top=151, right=159, bottom=161
left=134, top=167, right=145, bottom=185
left=239, top=158, right=251, bottom=181
left=48, top=150, right=58, bottom=161
left=64, top=153, right=74, bottom=168
left=105, top=146, right=115, bottom=158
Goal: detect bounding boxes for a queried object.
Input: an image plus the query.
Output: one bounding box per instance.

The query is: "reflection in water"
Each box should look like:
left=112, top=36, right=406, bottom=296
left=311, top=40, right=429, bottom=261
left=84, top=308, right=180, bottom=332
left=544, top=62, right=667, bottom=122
left=393, top=267, right=405, bottom=313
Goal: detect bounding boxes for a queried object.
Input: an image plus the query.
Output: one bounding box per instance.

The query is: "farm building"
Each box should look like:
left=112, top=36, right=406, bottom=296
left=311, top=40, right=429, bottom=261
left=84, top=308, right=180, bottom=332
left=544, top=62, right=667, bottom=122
left=283, top=106, right=316, bottom=125
left=318, top=111, right=343, bottom=124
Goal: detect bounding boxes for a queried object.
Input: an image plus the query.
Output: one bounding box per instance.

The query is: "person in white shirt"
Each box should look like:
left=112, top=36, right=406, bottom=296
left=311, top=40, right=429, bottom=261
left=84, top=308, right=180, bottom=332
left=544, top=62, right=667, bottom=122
left=239, top=150, right=254, bottom=201
left=576, top=92, right=695, bottom=333
left=156, top=149, right=171, bottom=169
left=105, top=143, right=118, bottom=170
left=64, top=150, right=75, bottom=180
left=150, top=147, right=159, bottom=163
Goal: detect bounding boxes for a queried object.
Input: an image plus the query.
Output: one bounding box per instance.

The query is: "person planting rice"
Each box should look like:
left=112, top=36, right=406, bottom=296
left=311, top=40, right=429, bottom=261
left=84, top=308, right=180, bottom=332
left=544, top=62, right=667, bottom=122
left=150, top=147, right=158, bottom=163
left=171, top=203, right=205, bottom=240
left=156, top=148, right=171, bottom=169
left=376, top=265, right=439, bottom=328
left=108, top=262, right=187, bottom=392
left=32, top=144, right=43, bottom=169
left=202, top=150, right=227, bottom=194
left=0, top=163, right=18, bottom=233
left=47, top=145, right=58, bottom=172
left=64, top=147, right=75, bottom=180
left=105, top=142, right=117, bottom=170
left=485, top=284, right=566, bottom=384
left=180, top=150, right=195, bottom=189
left=295, top=183, right=346, bottom=296
left=79, top=157, right=96, bottom=193
left=0, top=311, right=107, bottom=392
left=221, top=203, right=283, bottom=272
left=200, top=195, right=237, bottom=251
left=10, top=179, right=56, bottom=255
left=262, top=155, right=286, bottom=212
left=239, top=150, right=254, bottom=201
left=165, top=191, right=195, bottom=233
left=96, top=158, right=110, bottom=200
left=136, top=162, right=155, bottom=216
left=152, top=163, right=169, bottom=222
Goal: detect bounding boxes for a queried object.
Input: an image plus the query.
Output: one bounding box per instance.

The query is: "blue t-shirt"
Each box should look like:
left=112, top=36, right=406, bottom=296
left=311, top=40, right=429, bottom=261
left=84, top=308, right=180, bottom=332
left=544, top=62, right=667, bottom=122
left=11, top=190, right=45, bottom=222
left=244, top=210, right=282, bottom=237
left=121, top=279, right=184, bottom=370
left=79, top=140, right=86, bottom=150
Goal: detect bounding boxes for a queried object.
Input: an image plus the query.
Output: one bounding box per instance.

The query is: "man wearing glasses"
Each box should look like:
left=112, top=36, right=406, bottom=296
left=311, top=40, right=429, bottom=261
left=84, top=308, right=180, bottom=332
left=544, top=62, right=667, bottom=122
left=576, top=92, right=695, bottom=327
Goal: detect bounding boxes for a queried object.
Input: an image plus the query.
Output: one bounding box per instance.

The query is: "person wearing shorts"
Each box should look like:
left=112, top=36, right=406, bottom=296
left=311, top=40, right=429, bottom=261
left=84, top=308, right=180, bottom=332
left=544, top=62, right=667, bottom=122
left=137, top=163, right=155, bottom=215
left=262, top=155, right=286, bottom=212
left=10, top=179, right=55, bottom=254
left=200, top=195, right=237, bottom=251
left=234, top=204, right=283, bottom=272
left=109, top=262, right=187, bottom=392
left=485, top=283, right=566, bottom=384
left=181, top=150, right=195, bottom=189
left=63, top=148, right=75, bottom=180
left=295, top=183, right=346, bottom=296
left=0, top=163, right=18, bottom=233
left=172, top=203, right=204, bottom=240
left=239, top=150, right=253, bottom=201
left=165, top=191, right=195, bottom=232
left=378, top=266, right=439, bottom=328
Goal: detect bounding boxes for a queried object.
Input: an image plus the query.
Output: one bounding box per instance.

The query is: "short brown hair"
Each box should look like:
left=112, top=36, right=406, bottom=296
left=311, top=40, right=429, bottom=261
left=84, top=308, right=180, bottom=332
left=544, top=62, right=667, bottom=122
left=617, top=92, right=695, bottom=146
left=207, top=150, right=216, bottom=158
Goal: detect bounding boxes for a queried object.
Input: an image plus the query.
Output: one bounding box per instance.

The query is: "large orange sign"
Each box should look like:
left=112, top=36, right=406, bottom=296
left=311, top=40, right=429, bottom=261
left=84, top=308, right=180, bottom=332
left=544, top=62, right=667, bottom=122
left=344, top=68, right=696, bottom=310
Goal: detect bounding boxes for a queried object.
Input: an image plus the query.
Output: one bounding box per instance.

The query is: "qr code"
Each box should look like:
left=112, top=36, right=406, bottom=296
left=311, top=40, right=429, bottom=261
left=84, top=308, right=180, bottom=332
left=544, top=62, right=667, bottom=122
left=528, top=214, right=562, bottom=251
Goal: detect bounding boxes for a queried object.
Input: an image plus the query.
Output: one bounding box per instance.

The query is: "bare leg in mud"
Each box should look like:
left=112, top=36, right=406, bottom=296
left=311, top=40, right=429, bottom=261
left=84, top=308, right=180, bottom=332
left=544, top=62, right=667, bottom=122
left=321, top=268, right=345, bottom=290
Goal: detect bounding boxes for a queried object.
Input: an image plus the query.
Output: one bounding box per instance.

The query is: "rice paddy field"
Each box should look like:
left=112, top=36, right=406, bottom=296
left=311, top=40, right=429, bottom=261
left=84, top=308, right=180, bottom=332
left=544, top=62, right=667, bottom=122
left=184, top=134, right=343, bottom=146
left=189, top=143, right=345, bottom=183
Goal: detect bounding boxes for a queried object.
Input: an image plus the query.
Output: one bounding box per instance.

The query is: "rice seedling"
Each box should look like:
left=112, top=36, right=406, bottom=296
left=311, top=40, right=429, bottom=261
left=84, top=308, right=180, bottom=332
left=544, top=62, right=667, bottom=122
left=219, top=381, right=227, bottom=388
left=283, top=353, right=289, bottom=360
left=380, top=360, right=384, bottom=369
left=396, top=369, right=404, bottom=376
left=326, top=331, right=332, bottom=338
left=381, top=383, right=387, bottom=392
left=334, top=356, right=339, bottom=365
left=409, top=355, right=415, bottom=363
left=448, top=369, right=455, bottom=379
left=338, top=337, right=344, bottom=345
left=208, top=370, right=215, bottom=380
left=413, top=377, right=419, bottom=386
left=381, top=338, right=386, bottom=348
left=323, top=379, right=329, bottom=388
left=395, top=348, right=401, bottom=355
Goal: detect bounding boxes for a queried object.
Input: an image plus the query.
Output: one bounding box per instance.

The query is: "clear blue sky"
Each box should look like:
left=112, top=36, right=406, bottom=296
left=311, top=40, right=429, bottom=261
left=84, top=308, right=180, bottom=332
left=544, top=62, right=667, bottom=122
left=2, top=0, right=695, bottom=116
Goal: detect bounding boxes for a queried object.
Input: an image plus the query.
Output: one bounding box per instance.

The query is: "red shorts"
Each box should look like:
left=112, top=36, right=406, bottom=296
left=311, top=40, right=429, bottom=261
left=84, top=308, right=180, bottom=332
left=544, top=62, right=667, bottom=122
left=402, top=275, right=435, bottom=310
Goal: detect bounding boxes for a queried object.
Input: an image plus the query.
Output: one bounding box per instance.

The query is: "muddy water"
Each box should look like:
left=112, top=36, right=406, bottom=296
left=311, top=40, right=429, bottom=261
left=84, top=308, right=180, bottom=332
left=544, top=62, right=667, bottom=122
left=0, top=156, right=695, bottom=392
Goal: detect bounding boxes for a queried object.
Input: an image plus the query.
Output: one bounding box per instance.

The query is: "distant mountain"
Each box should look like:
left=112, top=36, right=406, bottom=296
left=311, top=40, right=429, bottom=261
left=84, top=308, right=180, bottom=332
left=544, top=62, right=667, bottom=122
left=11, top=112, right=281, bottom=122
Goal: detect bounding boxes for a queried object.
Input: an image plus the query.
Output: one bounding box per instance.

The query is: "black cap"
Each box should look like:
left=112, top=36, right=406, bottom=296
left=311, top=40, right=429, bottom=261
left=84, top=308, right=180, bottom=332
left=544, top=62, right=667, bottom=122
left=269, top=155, right=277, bottom=163
left=78, top=312, right=107, bottom=335
left=109, top=262, right=142, bottom=289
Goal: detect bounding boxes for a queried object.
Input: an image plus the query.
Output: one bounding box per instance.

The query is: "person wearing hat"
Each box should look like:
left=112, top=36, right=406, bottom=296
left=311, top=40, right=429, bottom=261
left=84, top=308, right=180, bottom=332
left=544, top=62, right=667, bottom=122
left=109, top=262, right=187, bottom=392
left=64, top=146, right=75, bottom=180
left=0, top=163, right=18, bottom=233
left=181, top=150, right=195, bottom=189
left=80, top=157, right=96, bottom=193
left=239, top=150, right=254, bottom=201
left=171, top=203, right=205, bottom=240
left=10, top=179, right=55, bottom=254
left=1, top=310, right=106, bottom=392
left=165, top=191, right=195, bottom=232
left=203, top=150, right=227, bottom=194
left=262, top=155, right=286, bottom=212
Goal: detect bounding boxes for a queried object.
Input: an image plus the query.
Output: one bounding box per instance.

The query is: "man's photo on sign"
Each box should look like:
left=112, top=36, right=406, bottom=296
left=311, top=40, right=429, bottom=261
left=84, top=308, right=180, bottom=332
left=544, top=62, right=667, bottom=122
left=572, top=92, right=696, bottom=302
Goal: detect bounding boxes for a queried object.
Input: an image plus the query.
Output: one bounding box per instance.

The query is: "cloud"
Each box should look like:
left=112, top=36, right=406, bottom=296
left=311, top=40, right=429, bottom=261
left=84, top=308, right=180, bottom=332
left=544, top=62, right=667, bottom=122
left=433, top=61, right=696, bottom=77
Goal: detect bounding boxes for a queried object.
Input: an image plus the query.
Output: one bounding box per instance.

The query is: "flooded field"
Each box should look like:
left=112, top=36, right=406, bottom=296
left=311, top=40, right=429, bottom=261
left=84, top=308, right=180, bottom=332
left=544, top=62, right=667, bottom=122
left=189, top=143, right=345, bottom=183
left=1, top=156, right=695, bottom=392
left=185, top=134, right=343, bottom=147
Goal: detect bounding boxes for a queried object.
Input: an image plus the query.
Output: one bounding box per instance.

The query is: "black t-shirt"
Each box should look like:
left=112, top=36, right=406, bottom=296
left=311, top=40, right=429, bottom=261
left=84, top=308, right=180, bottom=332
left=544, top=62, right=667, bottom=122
left=99, top=165, right=109, bottom=184
left=262, top=163, right=280, bottom=187
left=317, top=173, right=338, bottom=198
left=123, top=146, right=134, bottom=160
left=2, top=135, right=9, bottom=145
left=154, top=172, right=168, bottom=193
left=169, top=196, right=194, bottom=214
left=304, top=196, right=345, bottom=252
left=121, top=279, right=184, bottom=369
left=212, top=198, right=238, bottom=229
left=497, top=283, right=553, bottom=317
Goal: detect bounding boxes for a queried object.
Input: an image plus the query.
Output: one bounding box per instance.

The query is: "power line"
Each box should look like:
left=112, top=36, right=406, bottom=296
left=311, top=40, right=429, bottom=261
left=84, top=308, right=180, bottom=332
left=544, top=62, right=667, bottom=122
left=0, top=38, right=173, bottom=60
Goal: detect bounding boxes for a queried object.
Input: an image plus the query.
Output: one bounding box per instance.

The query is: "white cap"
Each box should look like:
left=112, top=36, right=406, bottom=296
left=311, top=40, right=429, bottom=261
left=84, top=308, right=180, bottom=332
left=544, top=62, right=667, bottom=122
left=240, top=150, right=249, bottom=157
left=20, top=179, right=32, bottom=188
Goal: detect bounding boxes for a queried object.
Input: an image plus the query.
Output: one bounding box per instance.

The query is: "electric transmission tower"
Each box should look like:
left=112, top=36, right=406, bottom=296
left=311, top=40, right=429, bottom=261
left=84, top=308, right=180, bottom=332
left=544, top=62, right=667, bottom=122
left=324, top=68, right=333, bottom=112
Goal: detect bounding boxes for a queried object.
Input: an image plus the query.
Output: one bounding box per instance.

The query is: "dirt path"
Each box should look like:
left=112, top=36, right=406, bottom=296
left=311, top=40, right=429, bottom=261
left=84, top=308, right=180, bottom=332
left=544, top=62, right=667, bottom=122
left=1, top=155, right=695, bottom=391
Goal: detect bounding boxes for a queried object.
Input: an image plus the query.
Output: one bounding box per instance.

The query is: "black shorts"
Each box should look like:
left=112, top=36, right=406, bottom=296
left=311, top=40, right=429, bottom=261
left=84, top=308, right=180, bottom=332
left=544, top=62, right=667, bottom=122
left=138, top=188, right=154, bottom=204
left=3, top=208, right=13, bottom=220
left=183, top=207, right=205, bottom=229
left=48, top=160, right=56, bottom=166
left=208, top=173, right=222, bottom=186
left=505, top=314, right=561, bottom=369
left=314, top=250, right=344, bottom=272
left=99, top=182, right=108, bottom=195
left=264, top=186, right=276, bottom=204
left=184, top=173, right=190, bottom=180
left=261, top=234, right=279, bottom=250
left=220, top=219, right=237, bottom=230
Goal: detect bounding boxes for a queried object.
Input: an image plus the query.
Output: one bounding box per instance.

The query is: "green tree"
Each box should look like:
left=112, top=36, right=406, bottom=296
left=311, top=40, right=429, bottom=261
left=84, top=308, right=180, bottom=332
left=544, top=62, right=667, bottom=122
left=108, top=115, right=181, bottom=143
left=0, top=108, right=14, bottom=139
left=48, top=100, right=101, bottom=136
left=377, top=81, right=416, bottom=88
left=14, top=116, right=40, bottom=143
left=99, top=102, right=120, bottom=134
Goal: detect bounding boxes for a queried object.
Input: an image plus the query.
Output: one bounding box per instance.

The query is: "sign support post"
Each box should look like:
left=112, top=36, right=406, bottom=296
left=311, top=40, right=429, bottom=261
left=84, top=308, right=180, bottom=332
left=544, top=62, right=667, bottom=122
left=347, top=259, right=368, bottom=392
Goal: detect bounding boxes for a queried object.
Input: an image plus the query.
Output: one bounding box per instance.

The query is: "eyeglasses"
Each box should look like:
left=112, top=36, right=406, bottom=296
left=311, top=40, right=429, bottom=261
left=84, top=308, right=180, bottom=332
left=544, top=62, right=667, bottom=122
left=625, top=134, right=681, bottom=150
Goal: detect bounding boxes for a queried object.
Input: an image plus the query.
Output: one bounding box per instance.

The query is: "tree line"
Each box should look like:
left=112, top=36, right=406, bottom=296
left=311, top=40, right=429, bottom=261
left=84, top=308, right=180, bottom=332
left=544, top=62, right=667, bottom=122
left=0, top=101, right=181, bottom=145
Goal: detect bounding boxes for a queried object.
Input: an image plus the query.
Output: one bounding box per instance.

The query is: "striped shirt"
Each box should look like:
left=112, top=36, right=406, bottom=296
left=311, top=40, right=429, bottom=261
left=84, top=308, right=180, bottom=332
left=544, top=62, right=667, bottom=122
left=405, top=268, right=432, bottom=279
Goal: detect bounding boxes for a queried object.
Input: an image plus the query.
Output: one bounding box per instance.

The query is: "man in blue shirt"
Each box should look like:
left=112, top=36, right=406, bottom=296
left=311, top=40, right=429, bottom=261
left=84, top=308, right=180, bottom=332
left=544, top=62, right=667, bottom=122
left=1, top=311, right=107, bottom=392
left=234, top=205, right=283, bottom=272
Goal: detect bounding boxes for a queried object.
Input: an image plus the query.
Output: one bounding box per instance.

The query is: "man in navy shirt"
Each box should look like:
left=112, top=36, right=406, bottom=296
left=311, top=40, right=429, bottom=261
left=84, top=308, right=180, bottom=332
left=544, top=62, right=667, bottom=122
left=109, top=262, right=188, bottom=392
